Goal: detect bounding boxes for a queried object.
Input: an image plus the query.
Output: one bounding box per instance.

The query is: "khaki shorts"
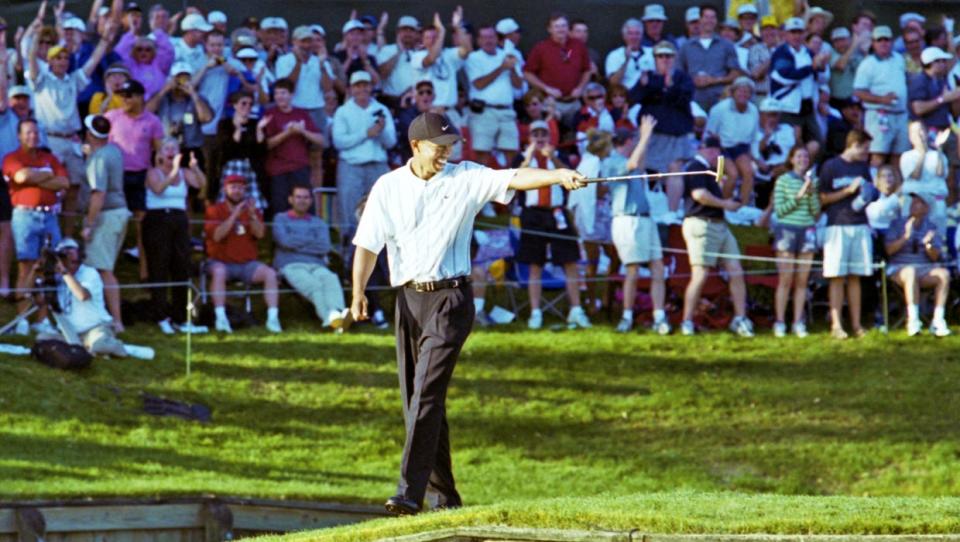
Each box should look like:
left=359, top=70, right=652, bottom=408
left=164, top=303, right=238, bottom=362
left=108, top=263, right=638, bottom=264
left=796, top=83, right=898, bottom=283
left=85, top=207, right=132, bottom=271
left=822, top=224, right=873, bottom=278
left=467, top=107, right=519, bottom=152
left=682, top=216, right=740, bottom=267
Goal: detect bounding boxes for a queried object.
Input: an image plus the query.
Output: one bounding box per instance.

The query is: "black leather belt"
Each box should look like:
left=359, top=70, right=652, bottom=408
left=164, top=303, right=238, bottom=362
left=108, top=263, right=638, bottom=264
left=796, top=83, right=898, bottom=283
left=406, top=276, right=471, bottom=292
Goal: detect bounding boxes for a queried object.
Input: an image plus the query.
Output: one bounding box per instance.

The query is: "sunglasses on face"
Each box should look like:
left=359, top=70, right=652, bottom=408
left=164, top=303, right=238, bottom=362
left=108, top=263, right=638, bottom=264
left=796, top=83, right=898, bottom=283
left=134, top=47, right=154, bottom=52
left=587, top=95, right=605, bottom=101
left=904, top=39, right=920, bottom=45
left=654, top=54, right=673, bottom=58
left=874, top=37, right=891, bottom=42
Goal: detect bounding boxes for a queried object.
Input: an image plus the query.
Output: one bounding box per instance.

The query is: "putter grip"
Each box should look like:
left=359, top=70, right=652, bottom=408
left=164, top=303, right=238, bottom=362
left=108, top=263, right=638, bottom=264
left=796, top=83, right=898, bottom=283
left=716, top=155, right=725, bottom=184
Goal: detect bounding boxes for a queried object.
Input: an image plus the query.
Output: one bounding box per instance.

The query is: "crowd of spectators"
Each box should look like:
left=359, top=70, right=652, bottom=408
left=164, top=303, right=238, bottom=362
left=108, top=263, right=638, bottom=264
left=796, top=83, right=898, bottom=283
left=1, top=0, right=958, bottom=345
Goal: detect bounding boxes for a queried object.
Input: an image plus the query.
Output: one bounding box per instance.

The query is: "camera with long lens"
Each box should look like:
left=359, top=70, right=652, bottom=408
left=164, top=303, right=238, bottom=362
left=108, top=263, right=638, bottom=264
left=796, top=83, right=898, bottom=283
left=35, top=238, right=62, bottom=313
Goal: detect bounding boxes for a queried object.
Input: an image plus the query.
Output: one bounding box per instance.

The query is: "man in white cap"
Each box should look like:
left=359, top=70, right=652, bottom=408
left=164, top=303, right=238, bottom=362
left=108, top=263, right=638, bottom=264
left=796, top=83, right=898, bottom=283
left=332, top=71, right=396, bottom=254
left=208, top=11, right=228, bottom=36
left=895, top=13, right=926, bottom=55
left=853, top=26, right=909, bottom=168
left=350, top=112, right=586, bottom=515
left=606, top=18, right=654, bottom=90
left=752, top=97, right=795, bottom=193
left=377, top=15, right=422, bottom=108
left=411, top=9, right=471, bottom=110
left=736, top=4, right=759, bottom=46
left=464, top=23, right=523, bottom=166
left=641, top=4, right=670, bottom=49
left=678, top=7, right=701, bottom=50
left=770, top=17, right=831, bottom=151
left=277, top=26, right=332, bottom=131
left=335, top=19, right=381, bottom=86
left=495, top=17, right=522, bottom=58
left=259, top=17, right=290, bottom=74
left=174, top=12, right=212, bottom=73
left=145, top=61, right=213, bottom=172
left=909, top=46, right=960, bottom=184
left=80, top=114, right=130, bottom=329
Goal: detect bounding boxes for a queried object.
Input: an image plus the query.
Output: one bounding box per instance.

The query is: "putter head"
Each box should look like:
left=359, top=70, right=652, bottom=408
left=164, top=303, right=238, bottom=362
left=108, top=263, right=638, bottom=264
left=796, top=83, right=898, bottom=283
left=716, top=155, right=725, bottom=184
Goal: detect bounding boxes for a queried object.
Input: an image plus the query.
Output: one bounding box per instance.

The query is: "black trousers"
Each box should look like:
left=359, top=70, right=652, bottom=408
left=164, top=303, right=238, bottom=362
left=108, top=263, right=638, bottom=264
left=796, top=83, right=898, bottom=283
left=143, top=209, right=191, bottom=323
left=394, top=282, right=474, bottom=507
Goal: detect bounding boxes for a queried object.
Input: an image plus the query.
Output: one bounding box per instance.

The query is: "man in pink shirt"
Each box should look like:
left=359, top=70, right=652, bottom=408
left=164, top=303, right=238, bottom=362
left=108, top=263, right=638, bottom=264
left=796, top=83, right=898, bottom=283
left=105, top=79, right=164, bottom=279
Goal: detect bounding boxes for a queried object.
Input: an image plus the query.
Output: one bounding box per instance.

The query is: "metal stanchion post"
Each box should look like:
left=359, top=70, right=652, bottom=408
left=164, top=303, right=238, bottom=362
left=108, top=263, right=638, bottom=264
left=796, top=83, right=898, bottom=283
left=880, top=260, right=889, bottom=335
left=186, top=286, right=193, bottom=377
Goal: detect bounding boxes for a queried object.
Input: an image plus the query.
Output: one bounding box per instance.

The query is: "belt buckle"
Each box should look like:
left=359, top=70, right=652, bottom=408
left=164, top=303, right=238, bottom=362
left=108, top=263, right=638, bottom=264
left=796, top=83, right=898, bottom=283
left=413, top=282, right=427, bottom=293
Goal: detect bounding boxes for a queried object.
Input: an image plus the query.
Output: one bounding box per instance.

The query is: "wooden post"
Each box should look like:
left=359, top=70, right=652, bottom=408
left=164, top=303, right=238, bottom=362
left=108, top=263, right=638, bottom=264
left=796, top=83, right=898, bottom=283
left=14, top=508, right=45, bottom=542
left=201, top=502, right=233, bottom=542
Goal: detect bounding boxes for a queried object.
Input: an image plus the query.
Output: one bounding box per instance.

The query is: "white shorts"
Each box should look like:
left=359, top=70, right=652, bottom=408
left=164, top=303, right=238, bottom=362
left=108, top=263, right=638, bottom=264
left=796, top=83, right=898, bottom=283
left=612, top=215, right=662, bottom=264
left=467, top=107, right=519, bottom=152
left=822, top=224, right=874, bottom=278
left=863, top=110, right=910, bottom=155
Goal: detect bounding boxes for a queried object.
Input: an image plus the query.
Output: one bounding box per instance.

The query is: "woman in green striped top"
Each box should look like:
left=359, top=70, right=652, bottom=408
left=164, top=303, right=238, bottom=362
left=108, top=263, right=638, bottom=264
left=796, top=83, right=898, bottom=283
left=772, top=146, right=821, bottom=338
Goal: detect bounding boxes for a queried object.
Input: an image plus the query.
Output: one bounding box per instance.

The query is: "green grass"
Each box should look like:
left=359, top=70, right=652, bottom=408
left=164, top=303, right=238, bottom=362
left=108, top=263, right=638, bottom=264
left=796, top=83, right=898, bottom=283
left=267, top=493, right=960, bottom=541
left=3, top=317, right=960, bottom=534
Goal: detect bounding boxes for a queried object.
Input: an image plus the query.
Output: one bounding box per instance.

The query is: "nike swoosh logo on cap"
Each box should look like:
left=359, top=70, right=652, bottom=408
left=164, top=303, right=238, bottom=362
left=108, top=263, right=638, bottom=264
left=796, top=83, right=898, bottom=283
left=441, top=124, right=449, bottom=130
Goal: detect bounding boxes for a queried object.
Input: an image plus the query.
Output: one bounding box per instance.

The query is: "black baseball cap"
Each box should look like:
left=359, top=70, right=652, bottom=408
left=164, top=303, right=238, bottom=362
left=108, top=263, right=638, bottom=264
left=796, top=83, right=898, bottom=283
left=408, top=112, right=461, bottom=145
left=118, top=79, right=146, bottom=96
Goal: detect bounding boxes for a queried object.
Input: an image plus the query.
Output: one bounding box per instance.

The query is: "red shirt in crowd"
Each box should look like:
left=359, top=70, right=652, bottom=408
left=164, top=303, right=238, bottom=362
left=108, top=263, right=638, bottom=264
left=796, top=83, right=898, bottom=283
left=524, top=38, right=591, bottom=97
left=262, top=106, right=318, bottom=178
left=1, top=147, right=66, bottom=207
left=204, top=201, right=262, bottom=264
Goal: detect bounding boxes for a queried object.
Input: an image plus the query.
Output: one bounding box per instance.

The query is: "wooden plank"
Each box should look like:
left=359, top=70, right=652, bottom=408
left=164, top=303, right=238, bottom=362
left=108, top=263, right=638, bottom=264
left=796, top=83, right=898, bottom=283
left=231, top=504, right=381, bottom=532
left=0, top=510, right=14, bottom=534
left=41, top=505, right=204, bottom=532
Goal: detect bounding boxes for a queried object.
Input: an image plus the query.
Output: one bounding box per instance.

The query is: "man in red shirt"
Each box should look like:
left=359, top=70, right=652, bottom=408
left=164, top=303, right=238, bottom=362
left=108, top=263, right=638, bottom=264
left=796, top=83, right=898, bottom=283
left=262, top=78, right=325, bottom=218
left=1, top=119, right=69, bottom=333
left=523, top=13, right=593, bottom=130
left=203, top=175, right=281, bottom=334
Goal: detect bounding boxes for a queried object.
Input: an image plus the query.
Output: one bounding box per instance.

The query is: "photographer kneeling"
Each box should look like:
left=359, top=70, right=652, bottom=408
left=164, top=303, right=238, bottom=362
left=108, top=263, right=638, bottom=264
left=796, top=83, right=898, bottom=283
left=36, top=238, right=153, bottom=359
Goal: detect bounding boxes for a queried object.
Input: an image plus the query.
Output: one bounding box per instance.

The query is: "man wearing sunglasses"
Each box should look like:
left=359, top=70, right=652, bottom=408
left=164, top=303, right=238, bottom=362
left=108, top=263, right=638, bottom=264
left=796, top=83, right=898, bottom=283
left=853, top=26, right=909, bottom=169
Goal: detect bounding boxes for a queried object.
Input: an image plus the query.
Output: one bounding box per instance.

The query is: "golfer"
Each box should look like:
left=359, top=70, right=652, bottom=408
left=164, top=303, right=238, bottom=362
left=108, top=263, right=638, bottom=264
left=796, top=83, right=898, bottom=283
left=351, top=112, right=585, bottom=516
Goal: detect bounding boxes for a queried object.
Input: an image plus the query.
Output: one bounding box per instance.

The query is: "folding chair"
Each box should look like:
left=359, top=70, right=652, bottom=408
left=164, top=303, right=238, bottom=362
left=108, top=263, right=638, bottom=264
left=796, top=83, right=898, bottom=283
left=504, top=228, right=569, bottom=319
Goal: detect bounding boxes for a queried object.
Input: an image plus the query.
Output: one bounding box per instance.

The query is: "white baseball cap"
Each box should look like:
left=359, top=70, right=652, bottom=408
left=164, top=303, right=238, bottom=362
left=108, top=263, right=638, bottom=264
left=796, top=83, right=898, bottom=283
left=921, top=46, right=953, bottom=65
left=292, top=25, right=313, bottom=41
left=642, top=4, right=667, bottom=22
left=685, top=7, right=701, bottom=23
left=8, top=85, right=31, bottom=99
left=830, top=27, right=851, bottom=41
left=181, top=13, right=212, bottom=32
left=783, top=17, right=805, bottom=32
left=349, top=71, right=372, bottom=85
left=900, top=12, right=926, bottom=29
left=260, top=17, right=288, bottom=31
left=342, top=19, right=365, bottom=34
left=495, top=18, right=520, bottom=35
left=235, top=47, right=259, bottom=60
left=737, top=4, right=759, bottom=17
left=310, top=24, right=326, bottom=37
left=170, top=62, right=192, bottom=75
left=208, top=11, right=227, bottom=25
left=63, top=17, right=86, bottom=31
left=397, top=15, right=420, bottom=30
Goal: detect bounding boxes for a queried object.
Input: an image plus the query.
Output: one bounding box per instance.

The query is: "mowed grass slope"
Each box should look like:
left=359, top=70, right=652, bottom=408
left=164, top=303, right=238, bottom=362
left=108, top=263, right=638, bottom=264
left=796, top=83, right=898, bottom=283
left=2, top=322, right=960, bottom=532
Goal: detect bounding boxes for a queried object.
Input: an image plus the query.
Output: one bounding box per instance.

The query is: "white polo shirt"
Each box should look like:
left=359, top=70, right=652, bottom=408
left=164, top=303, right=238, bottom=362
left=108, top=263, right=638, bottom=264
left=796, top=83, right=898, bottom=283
left=377, top=44, right=419, bottom=97
left=705, top=97, right=759, bottom=148
left=853, top=53, right=908, bottom=112
left=58, top=264, right=112, bottom=333
left=464, top=48, right=518, bottom=106
left=173, top=38, right=207, bottom=73
left=410, top=47, right=466, bottom=108
left=30, top=69, right=90, bottom=135
left=353, top=160, right=516, bottom=285
left=604, top=46, right=654, bottom=89
left=275, top=52, right=332, bottom=110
